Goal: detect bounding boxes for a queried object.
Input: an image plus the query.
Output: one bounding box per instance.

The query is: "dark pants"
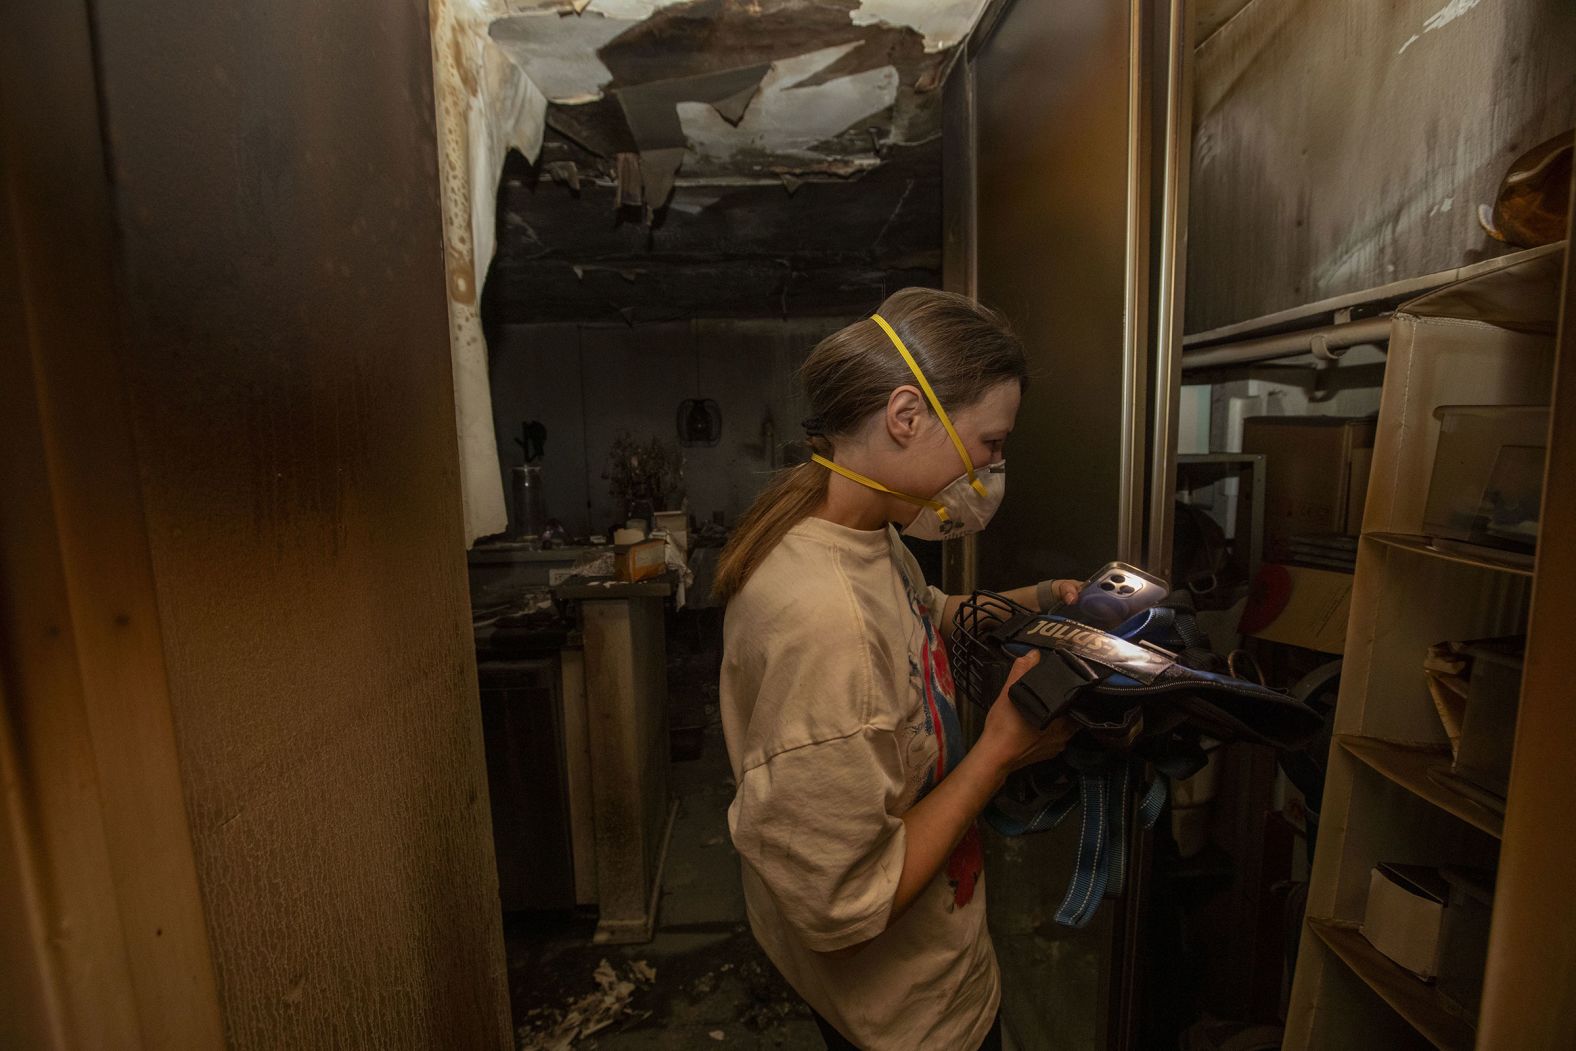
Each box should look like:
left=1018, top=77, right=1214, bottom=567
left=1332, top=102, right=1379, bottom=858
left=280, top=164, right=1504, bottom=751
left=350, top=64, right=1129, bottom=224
left=812, top=1009, right=1003, bottom=1051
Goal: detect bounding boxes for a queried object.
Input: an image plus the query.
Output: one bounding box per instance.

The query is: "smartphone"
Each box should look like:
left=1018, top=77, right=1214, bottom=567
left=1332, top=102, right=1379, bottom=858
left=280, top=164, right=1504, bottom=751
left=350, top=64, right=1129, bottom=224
left=1065, top=561, right=1170, bottom=629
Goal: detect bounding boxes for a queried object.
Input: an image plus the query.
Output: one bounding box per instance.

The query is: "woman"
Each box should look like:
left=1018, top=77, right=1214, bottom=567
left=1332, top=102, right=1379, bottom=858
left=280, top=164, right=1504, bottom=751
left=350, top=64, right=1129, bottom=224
left=714, top=288, right=1081, bottom=1050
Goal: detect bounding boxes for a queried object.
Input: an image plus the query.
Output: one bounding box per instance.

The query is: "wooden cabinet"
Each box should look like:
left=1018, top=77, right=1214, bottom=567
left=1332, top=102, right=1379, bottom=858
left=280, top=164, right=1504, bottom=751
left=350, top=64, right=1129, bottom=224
left=478, top=657, right=576, bottom=911
left=558, top=577, right=678, bottom=944
left=1285, top=248, right=1568, bottom=1049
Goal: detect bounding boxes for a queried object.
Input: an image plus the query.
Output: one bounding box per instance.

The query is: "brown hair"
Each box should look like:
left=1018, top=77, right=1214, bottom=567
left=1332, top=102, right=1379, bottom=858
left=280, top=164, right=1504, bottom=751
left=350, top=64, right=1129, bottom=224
left=712, top=288, right=1027, bottom=602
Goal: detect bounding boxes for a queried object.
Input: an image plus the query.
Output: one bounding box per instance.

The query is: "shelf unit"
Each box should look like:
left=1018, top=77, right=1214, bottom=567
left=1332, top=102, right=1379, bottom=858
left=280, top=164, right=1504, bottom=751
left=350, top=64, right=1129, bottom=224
left=1364, top=532, right=1534, bottom=578
left=1335, top=736, right=1503, bottom=840
left=1283, top=247, right=1567, bottom=1049
left=1306, top=919, right=1476, bottom=1051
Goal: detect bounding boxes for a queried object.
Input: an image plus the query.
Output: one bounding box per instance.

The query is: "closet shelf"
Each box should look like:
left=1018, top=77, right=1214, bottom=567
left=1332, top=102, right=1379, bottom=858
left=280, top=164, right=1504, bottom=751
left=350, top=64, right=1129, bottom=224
left=1307, top=918, right=1475, bottom=1051
left=1366, top=532, right=1535, bottom=577
left=1338, top=735, right=1504, bottom=839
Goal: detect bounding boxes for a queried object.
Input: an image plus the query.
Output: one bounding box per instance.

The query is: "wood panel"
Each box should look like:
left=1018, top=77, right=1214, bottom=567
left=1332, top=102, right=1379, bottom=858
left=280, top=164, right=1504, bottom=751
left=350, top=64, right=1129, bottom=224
left=1478, top=239, right=1576, bottom=1047
left=581, top=595, right=675, bottom=944
left=0, top=1, right=224, bottom=1044
left=559, top=646, right=599, bottom=906
left=42, top=0, right=516, bottom=1044
left=1196, top=0, right=1254, bottom=45
left=1284, top=236, right=1565, bottom=1051
left=1306, top=920, right=1473, bottom=1051
left=1188, top=0, right=1575, bottom=332
left=479, top=660, right=575, bottom=911
left=966, top=0, right=1159, bottom=1043
left=490, top=317, right=836, bottom=538
left=972, top=0, right=1140, bottom=588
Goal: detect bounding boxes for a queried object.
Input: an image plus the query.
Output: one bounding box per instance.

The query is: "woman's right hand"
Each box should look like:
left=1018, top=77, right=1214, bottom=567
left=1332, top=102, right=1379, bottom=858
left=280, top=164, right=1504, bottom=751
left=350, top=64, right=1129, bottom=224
left=976, top=651, right=1077, bottom=777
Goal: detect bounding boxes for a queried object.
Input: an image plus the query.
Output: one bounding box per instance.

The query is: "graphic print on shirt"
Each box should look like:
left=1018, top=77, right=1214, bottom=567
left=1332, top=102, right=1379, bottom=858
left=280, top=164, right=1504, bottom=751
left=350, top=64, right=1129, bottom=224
left=894, top=550, right=983, bottom=911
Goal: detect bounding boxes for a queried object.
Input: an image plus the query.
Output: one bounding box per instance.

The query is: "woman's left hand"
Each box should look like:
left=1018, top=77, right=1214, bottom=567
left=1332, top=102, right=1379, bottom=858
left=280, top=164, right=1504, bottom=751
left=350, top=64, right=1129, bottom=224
left=977, top=652, right=1079, bottom=776
left=938, top=579, right=1082, bottom=639
left=1038, top=578, right=1082, bottom=611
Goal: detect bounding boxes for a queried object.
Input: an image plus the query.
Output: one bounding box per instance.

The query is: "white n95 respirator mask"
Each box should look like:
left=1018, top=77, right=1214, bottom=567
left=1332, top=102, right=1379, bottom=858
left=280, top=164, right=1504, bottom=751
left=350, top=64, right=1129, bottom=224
left=811, top=313, right=1007, bottom=540
left=900, top=459, right=1006, bottom=540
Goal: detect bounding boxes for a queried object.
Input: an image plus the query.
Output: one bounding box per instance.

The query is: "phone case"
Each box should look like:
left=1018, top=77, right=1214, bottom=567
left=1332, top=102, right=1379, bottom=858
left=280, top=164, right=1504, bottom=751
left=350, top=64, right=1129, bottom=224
left=1067, top=561, right=1170, bottom=629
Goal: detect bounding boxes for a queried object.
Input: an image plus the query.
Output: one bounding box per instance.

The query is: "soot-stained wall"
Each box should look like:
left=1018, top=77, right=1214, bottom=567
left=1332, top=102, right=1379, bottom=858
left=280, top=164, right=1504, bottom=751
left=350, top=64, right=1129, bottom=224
left=1187, top=0, right=1576, bottom=332
left=489, top=318, right=850, bottom=537
left=86, top=0, right=512, bottom=1045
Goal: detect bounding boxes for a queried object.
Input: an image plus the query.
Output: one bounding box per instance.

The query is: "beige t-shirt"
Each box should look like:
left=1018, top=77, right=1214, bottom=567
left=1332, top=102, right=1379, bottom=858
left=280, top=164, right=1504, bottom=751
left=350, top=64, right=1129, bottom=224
left=721, top=516, right=999, bottom=1050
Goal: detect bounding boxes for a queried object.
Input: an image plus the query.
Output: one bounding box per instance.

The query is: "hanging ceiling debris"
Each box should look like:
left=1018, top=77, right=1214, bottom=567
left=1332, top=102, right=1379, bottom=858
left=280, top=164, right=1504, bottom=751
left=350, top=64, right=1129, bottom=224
left=480, top=0, right=990, bottom=324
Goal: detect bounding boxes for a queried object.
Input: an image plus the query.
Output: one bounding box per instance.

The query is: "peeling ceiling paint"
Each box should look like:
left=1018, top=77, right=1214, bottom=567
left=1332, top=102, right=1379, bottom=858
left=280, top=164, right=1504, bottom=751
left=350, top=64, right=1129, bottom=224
left=489, top=13, right=637, bottom=103
left=848, top=0, right=990, bottom=53
left=483, top=1, right=973, bottom=322
left=676, top=43, right=898, bottom=164
left=499, top=0, right=584, bottom=11
left=666, top=188, right=726, bottom=214
left=583, top=0, right=691, bottom=17
left=491, top=0, right=952, bottom=171
left=433, top=0, right=987, bottom=529
left=486, top=139, right=943, bottom=323
left=497, top=0, right=688, bottom=15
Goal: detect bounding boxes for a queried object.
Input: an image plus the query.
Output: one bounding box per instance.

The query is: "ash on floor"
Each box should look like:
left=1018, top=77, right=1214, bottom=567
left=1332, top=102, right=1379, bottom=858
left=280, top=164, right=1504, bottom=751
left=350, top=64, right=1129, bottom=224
left=507, top=612, right=823, bottom=1050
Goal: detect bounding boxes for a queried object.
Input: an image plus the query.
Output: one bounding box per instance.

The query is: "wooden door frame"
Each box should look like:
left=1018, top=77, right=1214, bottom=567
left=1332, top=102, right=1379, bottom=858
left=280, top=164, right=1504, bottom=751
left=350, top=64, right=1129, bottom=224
left=0, top=2, right=224, bottom=1046
left=1477, top=202, right=1576, bottom=1047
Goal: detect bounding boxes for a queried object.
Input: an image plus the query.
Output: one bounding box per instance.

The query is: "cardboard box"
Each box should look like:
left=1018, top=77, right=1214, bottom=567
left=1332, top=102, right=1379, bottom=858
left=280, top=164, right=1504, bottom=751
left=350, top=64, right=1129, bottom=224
left=1347, top=445, right=1374, bottom=535
left=1238, top=563, right=1353, bottom=654
left=1362, top=863, right=1448, bottom=980
left=613, top=538, right=666, bottom=582
left=1241, top=416, right=1376, bottom=555
left=1367, top=257, right=1559, bottom=538
left=1454, top=639, right=1525, bottom=798
left=1437, top=868, right=1495, bottom=1019
left=1424, top=405, right=1548, bottom=553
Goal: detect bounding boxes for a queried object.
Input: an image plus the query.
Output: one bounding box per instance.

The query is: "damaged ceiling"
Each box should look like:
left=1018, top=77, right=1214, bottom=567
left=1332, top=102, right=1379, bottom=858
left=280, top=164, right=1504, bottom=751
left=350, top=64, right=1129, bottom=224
left=481, top=0, right=990, bottom=324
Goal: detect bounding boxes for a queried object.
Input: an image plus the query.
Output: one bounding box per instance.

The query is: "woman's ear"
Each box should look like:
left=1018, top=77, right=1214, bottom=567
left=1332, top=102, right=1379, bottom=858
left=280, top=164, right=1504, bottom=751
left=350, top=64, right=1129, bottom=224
left=885, top=384, right=926, bottom=447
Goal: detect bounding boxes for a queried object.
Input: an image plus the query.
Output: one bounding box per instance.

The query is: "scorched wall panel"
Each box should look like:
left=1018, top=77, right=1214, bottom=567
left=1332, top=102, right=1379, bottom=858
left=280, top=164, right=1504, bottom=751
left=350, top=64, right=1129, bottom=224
left=1187, top=0, right=1576, bottom=333
left=87, top=0, right=512, bottom=1045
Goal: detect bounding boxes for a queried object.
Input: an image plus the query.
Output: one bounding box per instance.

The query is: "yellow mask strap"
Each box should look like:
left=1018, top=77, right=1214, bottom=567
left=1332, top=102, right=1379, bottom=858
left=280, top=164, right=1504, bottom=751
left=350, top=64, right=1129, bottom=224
left=810, top=453, right=951, bottom=524
left=870, top=313, right=988, bottom=498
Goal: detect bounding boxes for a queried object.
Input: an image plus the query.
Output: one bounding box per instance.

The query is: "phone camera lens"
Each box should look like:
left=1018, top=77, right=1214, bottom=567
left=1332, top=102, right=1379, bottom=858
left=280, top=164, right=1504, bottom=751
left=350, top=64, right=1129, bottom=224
left=1100, top=582, right=1115, bottom=591
left=1110, top=573, right=1126, bottom=583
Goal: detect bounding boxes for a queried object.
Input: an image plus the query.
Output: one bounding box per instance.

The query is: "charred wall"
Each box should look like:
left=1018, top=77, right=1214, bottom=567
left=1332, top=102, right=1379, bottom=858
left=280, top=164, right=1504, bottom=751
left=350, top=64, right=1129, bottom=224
left=489, top=317, right=850, bottom=537
left=1187, top=0, right=1576, bottom=332
left=83, top=0, right=513, bottom=1044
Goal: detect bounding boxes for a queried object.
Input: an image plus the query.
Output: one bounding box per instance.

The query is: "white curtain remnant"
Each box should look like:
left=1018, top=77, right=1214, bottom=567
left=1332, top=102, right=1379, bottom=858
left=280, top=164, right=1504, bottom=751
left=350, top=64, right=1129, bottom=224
left=430, top=0, right=549, bottom=543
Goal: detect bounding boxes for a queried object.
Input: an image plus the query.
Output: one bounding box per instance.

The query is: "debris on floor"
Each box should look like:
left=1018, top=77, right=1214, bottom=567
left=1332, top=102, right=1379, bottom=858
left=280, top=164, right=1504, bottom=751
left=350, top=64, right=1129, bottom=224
left=517, top=958, right=657, bottom=1051
left=506, top=612, right=823, bottom=1049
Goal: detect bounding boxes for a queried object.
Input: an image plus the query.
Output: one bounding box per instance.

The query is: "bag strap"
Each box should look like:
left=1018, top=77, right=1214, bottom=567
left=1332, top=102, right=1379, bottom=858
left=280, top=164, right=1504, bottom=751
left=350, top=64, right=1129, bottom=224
left=1053, top=770, right=1169, bottom=929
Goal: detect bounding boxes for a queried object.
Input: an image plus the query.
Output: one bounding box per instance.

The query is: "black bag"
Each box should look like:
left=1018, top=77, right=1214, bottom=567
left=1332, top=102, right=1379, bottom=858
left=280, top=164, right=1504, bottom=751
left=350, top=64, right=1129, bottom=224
left=948, top=591, right=1322, bottom=927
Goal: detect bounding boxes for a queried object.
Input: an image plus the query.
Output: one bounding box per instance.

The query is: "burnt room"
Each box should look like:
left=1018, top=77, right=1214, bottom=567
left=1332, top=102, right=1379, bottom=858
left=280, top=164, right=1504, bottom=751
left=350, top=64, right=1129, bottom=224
left=3, top=0, right=1575, bottom=1049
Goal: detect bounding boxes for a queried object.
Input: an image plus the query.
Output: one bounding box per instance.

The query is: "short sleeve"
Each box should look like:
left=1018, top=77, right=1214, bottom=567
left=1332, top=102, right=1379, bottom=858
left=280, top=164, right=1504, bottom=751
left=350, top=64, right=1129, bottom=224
left=729, top=728, right=908, bottom=951
left=884, top=527, right=949, bottom=633
left=926, top=585, right=951, bottom=633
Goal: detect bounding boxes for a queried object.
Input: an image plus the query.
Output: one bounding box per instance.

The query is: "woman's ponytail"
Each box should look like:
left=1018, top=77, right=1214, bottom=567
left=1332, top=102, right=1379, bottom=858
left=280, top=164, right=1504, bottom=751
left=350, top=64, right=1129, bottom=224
left=712, top=438, right=831, bottom=603
left=711, top=289, right=1026, bottom=603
